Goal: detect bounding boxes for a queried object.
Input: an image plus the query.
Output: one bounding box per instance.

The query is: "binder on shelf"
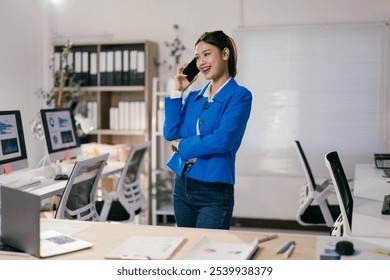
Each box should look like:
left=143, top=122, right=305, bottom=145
left=136, top=50, right=145, bottom=85
left=122, top=50, right=130, bottom=86
left=74, top=51, right=82, bottom=85
left=89, top=52, right=98, bottom=86
left=114, top=49, right=122, bottom=86
left=124, top=101, right=130, bottom=130
left=54, top=51, right=61, bottom=87
left=87, top=101, right=98, bottom=130
left=129, top=49, right=138, bottom=85
left=109, top=107, right=119, bottom=130
left=67, top=51, right=74, bottom=69
left=140, top=101, right=146, bottom=130
left=81, top=51, right=90, bottom=86
left=118, top=101, right=126, bottom=130
left=134, top=101, right=141, bottom=130
left=66, top=51, right=74, bottom=87
left=129, top=101, right=136, bottom=130
left=99, top=51, right=107, bottom=86
left=106, top=50, right=114, bottom=86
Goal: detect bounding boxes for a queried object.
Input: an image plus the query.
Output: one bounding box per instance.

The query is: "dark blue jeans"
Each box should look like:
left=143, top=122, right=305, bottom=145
left=172, top=174, right=234, bottom=229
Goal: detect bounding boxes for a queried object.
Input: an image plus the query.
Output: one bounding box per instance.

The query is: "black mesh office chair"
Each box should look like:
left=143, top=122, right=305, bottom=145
left=294, top=140, right=341, bottom=228
left=55, top=153, right=109, bottom=221
left=325, top=151, right=353, bottom=236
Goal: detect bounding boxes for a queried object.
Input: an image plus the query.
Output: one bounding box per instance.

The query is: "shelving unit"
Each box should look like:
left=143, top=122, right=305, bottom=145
left=53, top=40, right=158, bottom=223
left=151, top=78, right=175, bottom=225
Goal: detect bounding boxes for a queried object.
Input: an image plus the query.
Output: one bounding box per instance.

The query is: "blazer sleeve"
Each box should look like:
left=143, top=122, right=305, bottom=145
left=163, top=97, right=183, bottom=141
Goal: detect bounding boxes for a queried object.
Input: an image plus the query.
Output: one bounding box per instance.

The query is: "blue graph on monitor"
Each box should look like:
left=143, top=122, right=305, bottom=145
left=1, top=138, right=19, bottom=155
left=58, top=117, right=69, bottom=128
left=61, top=131, right=74, bottom=144
left=0, top=122, right=13, bottom=135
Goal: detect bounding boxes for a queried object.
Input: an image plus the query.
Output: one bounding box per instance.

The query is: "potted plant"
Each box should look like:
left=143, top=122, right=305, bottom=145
left=154, top=24, right=187, bottom=90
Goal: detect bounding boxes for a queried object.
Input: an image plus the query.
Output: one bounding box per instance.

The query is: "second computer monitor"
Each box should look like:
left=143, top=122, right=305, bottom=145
left=40, top=108, right=81, bottom=163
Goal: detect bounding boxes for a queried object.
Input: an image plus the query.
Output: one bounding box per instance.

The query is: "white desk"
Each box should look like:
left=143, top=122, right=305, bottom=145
left=0, top=160, right=125, bottom=200
left=353, top=164, right=390, bottom=201
left=352, top=164, right=390, bottom=238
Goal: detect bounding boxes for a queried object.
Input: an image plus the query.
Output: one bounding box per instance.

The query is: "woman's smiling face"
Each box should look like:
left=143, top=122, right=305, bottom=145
left=195, top=41, right=229, bottom=81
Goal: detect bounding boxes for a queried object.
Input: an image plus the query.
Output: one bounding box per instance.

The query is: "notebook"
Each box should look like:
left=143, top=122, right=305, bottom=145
left=0, top=185, right=93, bottom=258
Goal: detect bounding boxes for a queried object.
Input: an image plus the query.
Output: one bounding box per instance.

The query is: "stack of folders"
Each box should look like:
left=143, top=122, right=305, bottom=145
left=109, top=101, right=146, bottom=131
left=54, top=44, right=145, bottom=87
left=54, top=45, right=98, bottom=87
left=99, top=46, right=145, bottom=86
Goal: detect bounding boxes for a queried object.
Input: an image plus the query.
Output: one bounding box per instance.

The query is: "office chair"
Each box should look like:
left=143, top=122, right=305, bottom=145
left=325, top=151, right=353, bottom=237
left=96, top=141, right=151, bottom=223
left=294, top=140, right=341, bottom=228
left=55, top=153, right=109, bottom=221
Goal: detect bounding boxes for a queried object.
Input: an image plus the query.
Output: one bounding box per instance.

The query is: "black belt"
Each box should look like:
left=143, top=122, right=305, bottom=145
left=183, top=161, right=194, bottom=173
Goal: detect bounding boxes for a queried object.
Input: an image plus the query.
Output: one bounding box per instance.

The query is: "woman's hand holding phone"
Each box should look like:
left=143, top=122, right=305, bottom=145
left=174, top=58, right=199, bottom=92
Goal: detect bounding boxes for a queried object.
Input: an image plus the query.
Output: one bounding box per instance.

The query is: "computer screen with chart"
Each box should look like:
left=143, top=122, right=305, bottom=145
left=0, top=110, right=28, bottom=175
left=40, top=108, right=81, bottom=163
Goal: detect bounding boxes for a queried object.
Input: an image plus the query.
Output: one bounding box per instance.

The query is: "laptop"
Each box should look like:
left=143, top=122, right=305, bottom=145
left=0, top=185, right=93, bottom=258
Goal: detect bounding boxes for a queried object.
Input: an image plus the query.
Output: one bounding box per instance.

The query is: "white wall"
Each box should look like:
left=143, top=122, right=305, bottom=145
left=49, top=0, right=390, bottom=60
left=0, top=0, right=51, bottom=169
left=242, top=0, right=390, bottom=26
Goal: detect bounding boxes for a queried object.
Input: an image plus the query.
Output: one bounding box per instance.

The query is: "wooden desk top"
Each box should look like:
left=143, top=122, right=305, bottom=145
left=0, top=219, right=317, bottom=260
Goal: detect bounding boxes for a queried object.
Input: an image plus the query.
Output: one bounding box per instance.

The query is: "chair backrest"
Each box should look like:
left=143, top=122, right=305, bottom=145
left=115, top=141, right=151, bottom=218
left=294, top=140, right=340, bottom=228
left=293, top=140, right=317, bottom=192
left=55, top=153, right=109, bottom=221
left=325, top=151, right=353, bottom=236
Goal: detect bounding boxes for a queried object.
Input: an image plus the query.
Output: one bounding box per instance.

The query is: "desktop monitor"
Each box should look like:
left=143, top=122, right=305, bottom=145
left=0, top=110, right=28, bottom=175
left=40, top=108, right=81, bottom=163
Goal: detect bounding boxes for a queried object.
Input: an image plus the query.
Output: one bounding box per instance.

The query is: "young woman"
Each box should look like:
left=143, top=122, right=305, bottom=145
left=163, top=30, right=252, bottom=229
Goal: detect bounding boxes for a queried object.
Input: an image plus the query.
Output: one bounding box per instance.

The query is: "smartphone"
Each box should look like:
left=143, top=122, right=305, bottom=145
left=182, top=58, right=199, bottom=82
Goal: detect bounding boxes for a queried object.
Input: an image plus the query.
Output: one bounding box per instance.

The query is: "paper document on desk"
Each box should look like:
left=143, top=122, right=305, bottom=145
left=105, top=236, right=186, bottom=260
left=181, top=237, right=259, bottom=260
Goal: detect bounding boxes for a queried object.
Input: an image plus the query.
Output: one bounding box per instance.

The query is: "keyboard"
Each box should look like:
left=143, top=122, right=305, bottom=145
left=9, top=178, right=42, bottom=189
left=381, top=195, right=390, bottom=215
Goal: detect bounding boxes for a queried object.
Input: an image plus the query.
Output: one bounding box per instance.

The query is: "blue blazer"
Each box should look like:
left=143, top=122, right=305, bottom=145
left=163, top=78, right=252, bottom=184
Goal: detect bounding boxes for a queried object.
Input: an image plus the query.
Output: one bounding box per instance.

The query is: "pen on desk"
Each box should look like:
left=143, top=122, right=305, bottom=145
left=276, top=241, right=295, bottom=254
left=119, top=255, right=151, bottom=260
left=284, top=243, right=295, bottom=259
left=258, top=234, right=278, bottom=244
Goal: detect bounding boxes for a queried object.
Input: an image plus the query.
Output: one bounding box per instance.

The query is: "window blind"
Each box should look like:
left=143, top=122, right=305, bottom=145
left=234, top=23, right=388, bottom=178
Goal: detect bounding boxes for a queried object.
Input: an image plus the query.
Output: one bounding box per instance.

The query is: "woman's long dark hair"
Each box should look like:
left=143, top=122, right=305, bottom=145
left=195, top=30, right=238, bottom=78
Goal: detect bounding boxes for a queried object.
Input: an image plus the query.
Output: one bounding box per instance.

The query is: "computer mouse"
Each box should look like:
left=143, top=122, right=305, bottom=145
left=54, top=174, right=69, bottom=181
left=335, top=240, right=355, bottom=256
